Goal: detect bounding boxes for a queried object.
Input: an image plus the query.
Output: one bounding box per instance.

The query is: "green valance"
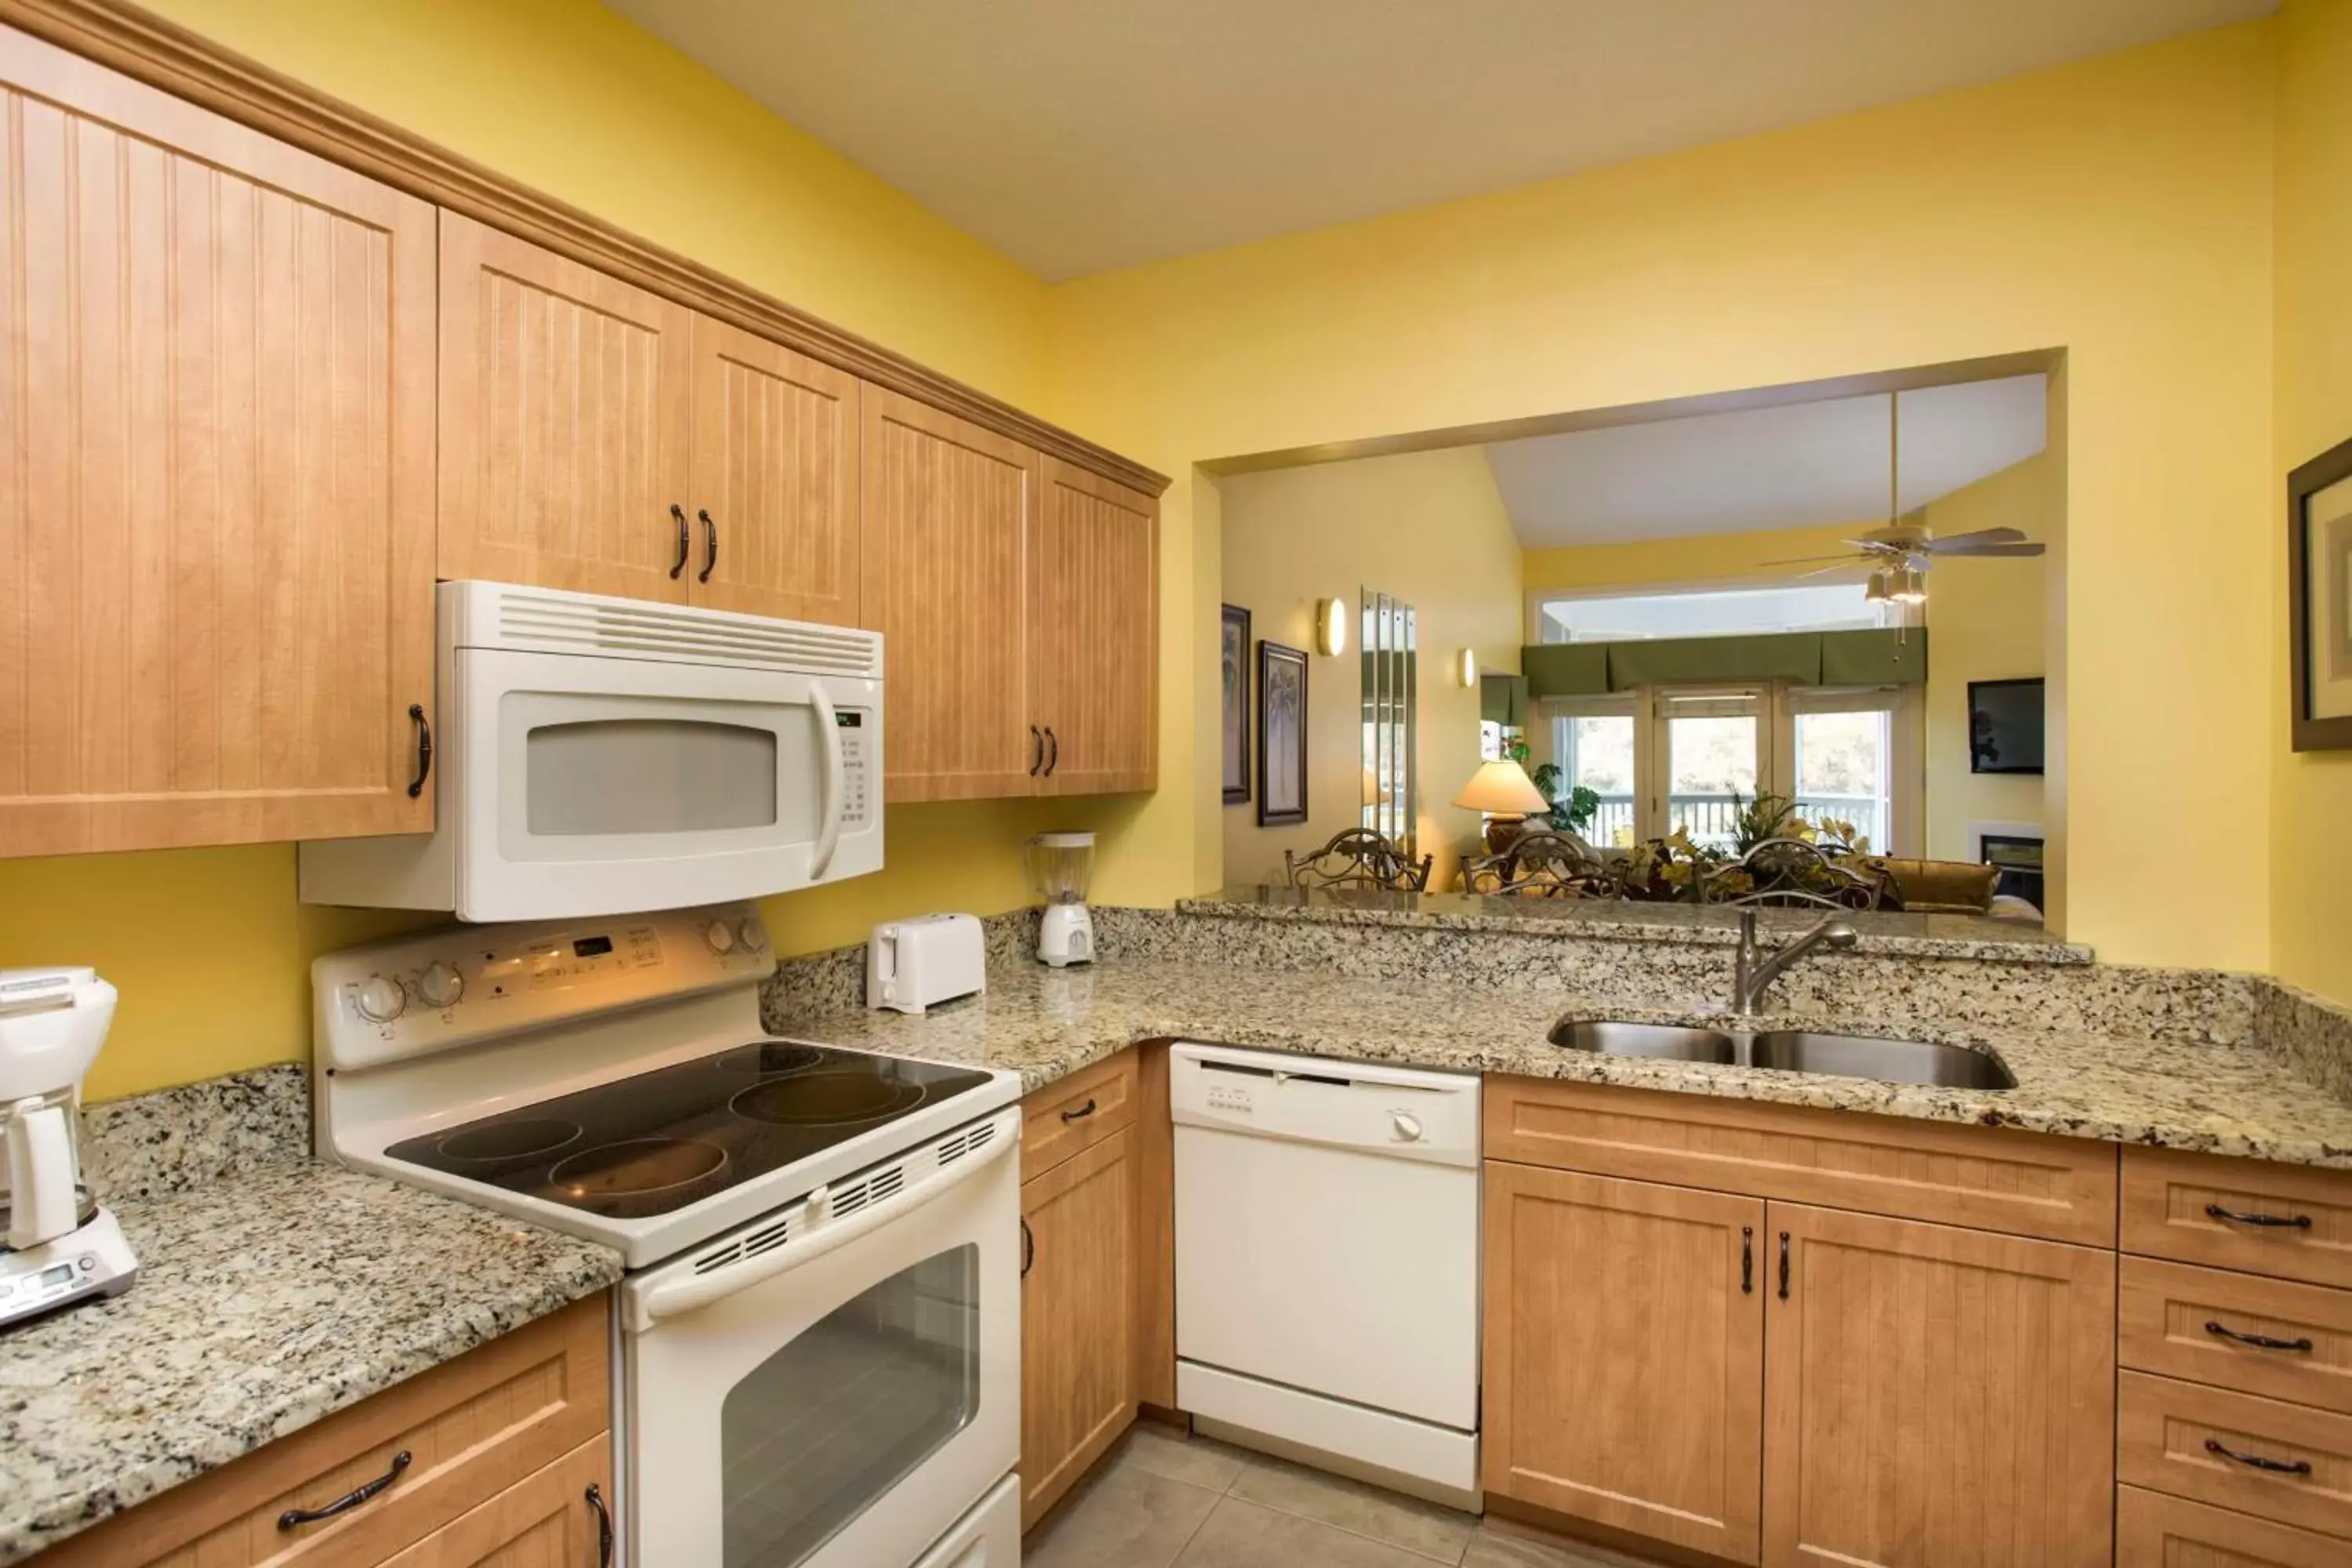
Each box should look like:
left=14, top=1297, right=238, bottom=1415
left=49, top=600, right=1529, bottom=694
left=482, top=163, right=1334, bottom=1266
left=1522, top=629, right=1929, bottom=697
left=1479, top=673, right=1530, bottom=727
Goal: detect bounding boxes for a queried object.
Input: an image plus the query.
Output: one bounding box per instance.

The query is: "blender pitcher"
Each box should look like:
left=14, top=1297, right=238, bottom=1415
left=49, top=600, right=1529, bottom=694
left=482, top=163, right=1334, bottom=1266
left=1026, top=832, right=1096, bottom=967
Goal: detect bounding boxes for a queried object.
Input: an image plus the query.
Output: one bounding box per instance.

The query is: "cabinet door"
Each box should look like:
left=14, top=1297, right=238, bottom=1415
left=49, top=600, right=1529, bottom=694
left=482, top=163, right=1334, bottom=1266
left=1021, top=1125, right=1138, bottom=1530
left=1029, top=458, right=1158, bottom=795
left=0, top=24, right=436, bottom=856
left=439, top=211, right=693, bottom=601
left=688, top=317, right=860, bottom=625
left=1484, top=1162, right=1766, bottom=1563
left=2117, top=1486, right=2349, bottom=1568
left=1762, top=1203, right=2115, bottom=1568
left=378, top=1436, right=612, bottom=1567
left=860, top=387, right=1040, bottom=802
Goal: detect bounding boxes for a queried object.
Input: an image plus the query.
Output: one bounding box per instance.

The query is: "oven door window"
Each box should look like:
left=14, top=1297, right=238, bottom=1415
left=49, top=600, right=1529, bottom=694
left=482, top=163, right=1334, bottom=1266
left=721, top=1244, right=982, bottom=1568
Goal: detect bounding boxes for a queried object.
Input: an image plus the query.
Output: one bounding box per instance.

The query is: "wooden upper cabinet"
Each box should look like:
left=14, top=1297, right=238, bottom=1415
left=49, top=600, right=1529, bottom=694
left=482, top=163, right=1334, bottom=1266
left=1485, top=1163, right=1766, bottom=1564
left=860, top=387, right=1040, bottom=802
left=1030, top=459, right=1158, bottom=795
left=1762, top=1203, right=2116, bottom=1568
left=0, top=24, right=437, bottom=856
left=689, top=318, right=860, bottom=625
left=438, top=212, right=694, bottom=601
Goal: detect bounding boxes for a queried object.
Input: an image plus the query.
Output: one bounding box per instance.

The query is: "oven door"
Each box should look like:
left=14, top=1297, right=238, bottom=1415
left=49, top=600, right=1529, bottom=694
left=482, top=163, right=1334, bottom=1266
left=453, top=645, right=880, bottom=921
left=621, top=1109, right=1020, bottom=1568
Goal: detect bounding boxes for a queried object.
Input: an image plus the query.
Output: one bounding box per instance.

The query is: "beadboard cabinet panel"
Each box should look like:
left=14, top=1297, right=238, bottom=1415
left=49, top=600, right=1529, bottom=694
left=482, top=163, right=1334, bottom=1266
left=0, top=21, right=436, bottom=856
left=438, top=210, right=694, bottom=602
left=688, top=316, right=860, bottom=626
left=1029, top=459, right=1157, bottom=795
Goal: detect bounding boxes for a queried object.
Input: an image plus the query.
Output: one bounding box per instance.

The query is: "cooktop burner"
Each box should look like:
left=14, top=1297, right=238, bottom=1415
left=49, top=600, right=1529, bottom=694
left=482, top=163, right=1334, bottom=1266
left=384, top=1043, right=993, bottom=1219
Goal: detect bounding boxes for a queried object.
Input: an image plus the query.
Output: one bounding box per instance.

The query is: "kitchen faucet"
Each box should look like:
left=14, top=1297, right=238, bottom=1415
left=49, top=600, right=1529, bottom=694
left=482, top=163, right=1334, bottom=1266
left=1730, top=909, right=1858, bottom=1015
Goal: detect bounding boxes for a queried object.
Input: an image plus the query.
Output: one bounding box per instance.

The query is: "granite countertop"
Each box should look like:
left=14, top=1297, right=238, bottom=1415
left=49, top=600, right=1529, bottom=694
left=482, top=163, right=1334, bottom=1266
left=1181, top=885, right=2093, bottom=964
left=776, top=958, right=2352, bottom=1168
left=0, top=1160, right=623, bottom=1566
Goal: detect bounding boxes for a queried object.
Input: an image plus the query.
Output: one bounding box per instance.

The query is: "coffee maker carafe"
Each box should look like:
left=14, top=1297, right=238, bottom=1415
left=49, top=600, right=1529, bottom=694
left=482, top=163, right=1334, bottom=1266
left=1, top=967, right=138, bottom=1328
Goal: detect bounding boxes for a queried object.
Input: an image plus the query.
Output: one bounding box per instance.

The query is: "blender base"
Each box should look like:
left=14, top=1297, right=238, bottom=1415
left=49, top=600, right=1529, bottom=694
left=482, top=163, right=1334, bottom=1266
left=1039, top=904, right=1095, bottom=967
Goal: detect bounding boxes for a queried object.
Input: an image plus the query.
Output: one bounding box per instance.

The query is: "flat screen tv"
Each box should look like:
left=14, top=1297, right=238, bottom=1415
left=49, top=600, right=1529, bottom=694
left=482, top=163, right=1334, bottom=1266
left=1968, top=678, right=2045, bottom=775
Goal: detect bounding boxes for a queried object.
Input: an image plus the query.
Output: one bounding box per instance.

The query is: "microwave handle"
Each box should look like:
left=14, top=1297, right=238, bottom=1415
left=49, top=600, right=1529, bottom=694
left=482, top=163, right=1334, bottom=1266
left=636, top=1107, right=1019, bottom=1324
left=808, top=684, right=844, bottom=880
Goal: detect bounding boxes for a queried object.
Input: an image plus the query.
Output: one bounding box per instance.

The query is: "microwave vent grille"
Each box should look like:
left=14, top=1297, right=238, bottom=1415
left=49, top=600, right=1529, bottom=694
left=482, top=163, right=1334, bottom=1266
left=492, top=590, right=880, bottom=677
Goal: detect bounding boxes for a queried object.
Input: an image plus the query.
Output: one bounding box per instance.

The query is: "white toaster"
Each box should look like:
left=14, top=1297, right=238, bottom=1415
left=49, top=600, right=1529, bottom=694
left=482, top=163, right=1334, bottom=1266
left=866, top=913, right=986, bottom=1014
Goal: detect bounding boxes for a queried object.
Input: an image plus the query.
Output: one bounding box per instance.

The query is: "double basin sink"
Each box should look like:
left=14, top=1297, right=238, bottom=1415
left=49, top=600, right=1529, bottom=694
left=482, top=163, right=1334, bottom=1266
left=1552, top=1018, right=2016, bottom=1091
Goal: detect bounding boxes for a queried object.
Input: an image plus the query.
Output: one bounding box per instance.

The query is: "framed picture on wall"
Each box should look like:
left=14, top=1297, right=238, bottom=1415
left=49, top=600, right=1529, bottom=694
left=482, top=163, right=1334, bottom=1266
left=1257, top=640, right=1308, bottom=826
left=1221, top=604, right=1252, bottom=803
left=2289, top=434, right=2352, bottom=751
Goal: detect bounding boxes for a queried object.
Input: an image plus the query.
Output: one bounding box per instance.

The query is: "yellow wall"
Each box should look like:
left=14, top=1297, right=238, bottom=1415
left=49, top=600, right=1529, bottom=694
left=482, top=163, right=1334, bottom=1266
left=1053, top=21, right=2278, bottom=972
left=0, top=0, right=1133, bottom=1099
left=2273, top=0, right=2352, bottom=1007
left=1920, top=459, right=2050, bottom=862
left=1218, top=448, right=1525, bottom=890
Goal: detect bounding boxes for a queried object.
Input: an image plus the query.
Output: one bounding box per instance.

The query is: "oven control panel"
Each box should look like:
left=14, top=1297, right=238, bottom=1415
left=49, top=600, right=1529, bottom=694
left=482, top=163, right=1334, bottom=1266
left=314, top=904, right=775, bottom=1073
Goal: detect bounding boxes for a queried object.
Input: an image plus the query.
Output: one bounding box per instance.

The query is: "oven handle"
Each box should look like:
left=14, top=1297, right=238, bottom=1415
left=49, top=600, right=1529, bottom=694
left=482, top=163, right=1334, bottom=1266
left=636, top=1107, right=1019, bottom=1324
left=808, top=683, right=844, bottom=880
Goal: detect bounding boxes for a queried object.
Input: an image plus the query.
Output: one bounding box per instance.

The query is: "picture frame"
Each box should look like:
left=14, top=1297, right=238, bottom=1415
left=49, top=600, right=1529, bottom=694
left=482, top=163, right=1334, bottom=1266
left=2288, top=434, right=2352, bottom=751
left=1256, top=640, right=1308, bottom=827
left=1965, top=677, right=2045, bottom=775
left=1221, top=604, right=1252, bottom=804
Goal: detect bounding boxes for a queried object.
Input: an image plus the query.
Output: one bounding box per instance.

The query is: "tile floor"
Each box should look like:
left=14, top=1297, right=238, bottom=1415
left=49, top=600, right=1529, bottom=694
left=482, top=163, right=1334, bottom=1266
left=1022, top=1425, right=1668, bottom=1568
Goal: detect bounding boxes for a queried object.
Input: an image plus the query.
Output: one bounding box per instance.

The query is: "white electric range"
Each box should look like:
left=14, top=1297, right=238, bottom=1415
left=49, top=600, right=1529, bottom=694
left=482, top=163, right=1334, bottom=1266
left=313, top=905, right=1023, bottom=1568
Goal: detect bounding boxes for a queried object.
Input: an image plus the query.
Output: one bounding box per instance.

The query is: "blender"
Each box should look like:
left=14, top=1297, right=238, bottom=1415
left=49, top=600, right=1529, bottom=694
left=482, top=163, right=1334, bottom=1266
left=1027, top=832, right=1097, bottom=967
left=1, top=967, right=138, bottom=1328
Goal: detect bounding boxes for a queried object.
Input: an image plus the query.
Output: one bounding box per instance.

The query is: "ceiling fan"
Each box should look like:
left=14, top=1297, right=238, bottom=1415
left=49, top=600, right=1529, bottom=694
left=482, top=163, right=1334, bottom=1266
left=1763, top=390, right=2045, bottom=604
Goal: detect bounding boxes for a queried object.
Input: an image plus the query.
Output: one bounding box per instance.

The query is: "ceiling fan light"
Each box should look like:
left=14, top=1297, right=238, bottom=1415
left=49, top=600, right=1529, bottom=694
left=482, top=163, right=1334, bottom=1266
left=1864, top=568, right=1893, bottom=604
left=1893, top=564, right=1928, bottom=604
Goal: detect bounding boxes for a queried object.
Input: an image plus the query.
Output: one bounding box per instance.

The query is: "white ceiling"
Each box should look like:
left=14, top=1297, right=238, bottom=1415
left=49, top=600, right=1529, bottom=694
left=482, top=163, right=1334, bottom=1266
left=1486, top=375, right=2049, bottom=548
left=608, top=0, right=2270, bottom=280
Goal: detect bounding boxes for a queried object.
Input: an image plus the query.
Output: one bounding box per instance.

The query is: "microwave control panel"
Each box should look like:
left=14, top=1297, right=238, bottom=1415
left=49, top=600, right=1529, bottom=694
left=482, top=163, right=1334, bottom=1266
left=838, top=706, right=874, bottom=830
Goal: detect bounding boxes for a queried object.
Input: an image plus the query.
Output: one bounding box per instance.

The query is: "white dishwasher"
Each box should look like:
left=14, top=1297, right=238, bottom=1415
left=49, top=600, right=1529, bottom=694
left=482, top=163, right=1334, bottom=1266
left=1171, top=1041, right=1480, bottom=1500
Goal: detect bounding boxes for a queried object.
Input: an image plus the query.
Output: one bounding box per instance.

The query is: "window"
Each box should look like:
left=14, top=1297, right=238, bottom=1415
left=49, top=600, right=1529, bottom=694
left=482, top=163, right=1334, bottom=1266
left=1654, top=689, right=1765, bottom=851
left=1788, top=691, right=1896, bottom=853
left=1537, top=582, right=1880, bottom=644
left=1549, top=696, right=1638, bottom=847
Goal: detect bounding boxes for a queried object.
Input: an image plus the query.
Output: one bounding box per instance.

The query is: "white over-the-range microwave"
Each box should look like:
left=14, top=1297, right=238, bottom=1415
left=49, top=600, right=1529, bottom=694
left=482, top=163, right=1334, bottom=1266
left=300, top=581, right=882, bottom=922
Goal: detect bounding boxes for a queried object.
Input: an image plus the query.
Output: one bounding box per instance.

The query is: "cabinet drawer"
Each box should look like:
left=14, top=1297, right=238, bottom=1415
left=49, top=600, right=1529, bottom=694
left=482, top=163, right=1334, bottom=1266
left=2118, top=1370, right=2352, bottom=1539
left=2123, top=1149, right=2352, bottom=1289
left=1022, top=1051, right=1138, bottom=1179
left=1484, top=1076, right=2117, bottom=1245
left=42, top=1294, right=612, bottom=1567
left=2122, top=1257, right=2352, bottom=1414
left=379, top=1436, right=613, bottom=1567
left=2118, top=1486, right=2349, bottom=1568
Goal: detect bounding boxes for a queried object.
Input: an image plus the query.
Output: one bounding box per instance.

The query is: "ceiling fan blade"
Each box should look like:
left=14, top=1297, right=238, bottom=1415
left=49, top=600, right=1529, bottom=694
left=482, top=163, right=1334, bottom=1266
left=1925, top=527, right=2027, bottom=548
left=1930, top=540, right=2045, bottom=557
left=1759, top=554, right=1863, bottom=566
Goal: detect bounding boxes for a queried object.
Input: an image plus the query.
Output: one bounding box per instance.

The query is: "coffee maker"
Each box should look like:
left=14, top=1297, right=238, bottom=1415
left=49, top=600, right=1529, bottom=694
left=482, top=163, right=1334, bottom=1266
left=1, top=967, right=138, bottom=1328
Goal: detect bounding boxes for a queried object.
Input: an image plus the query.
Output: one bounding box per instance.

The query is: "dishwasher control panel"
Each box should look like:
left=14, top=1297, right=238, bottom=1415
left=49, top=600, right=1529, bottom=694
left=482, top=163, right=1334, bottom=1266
left=1167, top=1041, right=1479, bottom=1167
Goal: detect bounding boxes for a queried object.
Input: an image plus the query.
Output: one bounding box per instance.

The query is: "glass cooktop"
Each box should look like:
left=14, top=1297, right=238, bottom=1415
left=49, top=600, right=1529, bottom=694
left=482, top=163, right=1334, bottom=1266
left=384, top=1042, right=994, bottom=1220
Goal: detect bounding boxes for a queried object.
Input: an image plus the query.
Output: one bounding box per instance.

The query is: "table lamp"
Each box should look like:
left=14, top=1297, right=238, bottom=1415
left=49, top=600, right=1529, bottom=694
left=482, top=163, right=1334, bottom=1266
left=1454, top=759, right=1549, bottom=853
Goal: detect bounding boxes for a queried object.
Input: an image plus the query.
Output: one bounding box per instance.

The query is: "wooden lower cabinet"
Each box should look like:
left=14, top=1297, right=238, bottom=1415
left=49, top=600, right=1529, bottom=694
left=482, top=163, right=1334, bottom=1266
left=1762, top=1204, right=2116, bottom=1568
left=1020, top=1121, right=1139, bottom=1530
left=1483, top=1162, right=1766, bottom=1563
left=379, top=1438, right=612, bottom=1568
left=2118, top=1485, right=2351, bottom=1567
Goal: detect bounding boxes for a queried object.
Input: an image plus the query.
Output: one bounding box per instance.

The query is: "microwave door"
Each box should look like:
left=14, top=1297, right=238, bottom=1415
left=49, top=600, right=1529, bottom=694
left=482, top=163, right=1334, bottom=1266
left=454, top=648, right=870, bottom=922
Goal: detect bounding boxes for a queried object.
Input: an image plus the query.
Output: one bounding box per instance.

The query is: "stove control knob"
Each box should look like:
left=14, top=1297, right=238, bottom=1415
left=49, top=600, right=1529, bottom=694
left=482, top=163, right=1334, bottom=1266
left=354, top=975, right=406, bottom=1024
left=702, top=920, right=736, bottom=955
left=736, top=919, right=768, bottom=953
left=417, top=961, right=464, bottom=1010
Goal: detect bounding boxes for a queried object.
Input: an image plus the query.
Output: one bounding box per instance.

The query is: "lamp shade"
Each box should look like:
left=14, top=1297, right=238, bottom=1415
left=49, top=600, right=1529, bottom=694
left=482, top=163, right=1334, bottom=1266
left=1453, top=758, right=1548, bottom=817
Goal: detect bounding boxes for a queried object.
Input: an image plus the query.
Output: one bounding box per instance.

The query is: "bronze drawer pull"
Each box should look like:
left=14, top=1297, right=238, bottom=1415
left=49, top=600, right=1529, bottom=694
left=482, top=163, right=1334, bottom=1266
left=1020, top=1217, right=1034, bottom=1279
left=1777, top=1231, right=1791, bottom=1300
left=2204, top=1437, right=2312, bottom=1476
left=406, top=706, right=432, bottom=799
left=1741, top=1227, right=1754, bottom=1294
left=1060, top=1097, right=1097, bottom=1123
left=2205, top=1319, right=2316, bottom=1353
left=698, top=508, right=719, bottom=583
left=586, top=1482, right=614, bottom=1566
left=670, top=503, right=689, bottom=579
left=2205, top=1203, right=2314, bottom=1229
left=278, top=1449, right=411, bottom=1530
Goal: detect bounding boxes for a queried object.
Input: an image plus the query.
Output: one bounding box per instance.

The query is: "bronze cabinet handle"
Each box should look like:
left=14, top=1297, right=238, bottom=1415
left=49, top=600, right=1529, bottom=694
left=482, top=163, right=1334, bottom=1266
left=1741, top=1226, right=1754, bottom=1294
left=278, top=1450, right=411, bottom=1530
left=586, top=1482, right=614, bottom=1565
left=2205, top=1319, right=2316, bottom=1353
left=1060, top=1097, right=1097, bottom=1123
left=2205, top=1203, right=2313, bottom=1229
left=1777, top=1231, right=1791, bottom=1300
left=406, top=706, right=432, bottom=799
left=1044, top=727, right=1058, bottom=775
left=1020, top=1218, right=1034, bottom=1279
left=1029, top=725, right=1044, bottom=776
left=670, top=503, right=689, bottom=579
left=698, top=508, right=718, bottom=583
left=2204, top=1437, right=2312, bottom=1475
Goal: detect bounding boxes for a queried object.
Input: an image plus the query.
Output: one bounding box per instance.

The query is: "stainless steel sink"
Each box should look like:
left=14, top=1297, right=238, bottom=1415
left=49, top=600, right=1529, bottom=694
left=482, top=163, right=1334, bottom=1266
left=1548, top=1018, right=2015, bottom=1090
left=1745, top=1029, right=2016, bottom=1090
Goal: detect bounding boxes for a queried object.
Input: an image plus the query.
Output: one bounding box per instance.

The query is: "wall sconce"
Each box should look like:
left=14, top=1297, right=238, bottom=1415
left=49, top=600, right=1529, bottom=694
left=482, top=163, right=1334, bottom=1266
left=1315, top=597, right=1348, bottom=657
left=1456, top=649, right=1479, bottom=688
